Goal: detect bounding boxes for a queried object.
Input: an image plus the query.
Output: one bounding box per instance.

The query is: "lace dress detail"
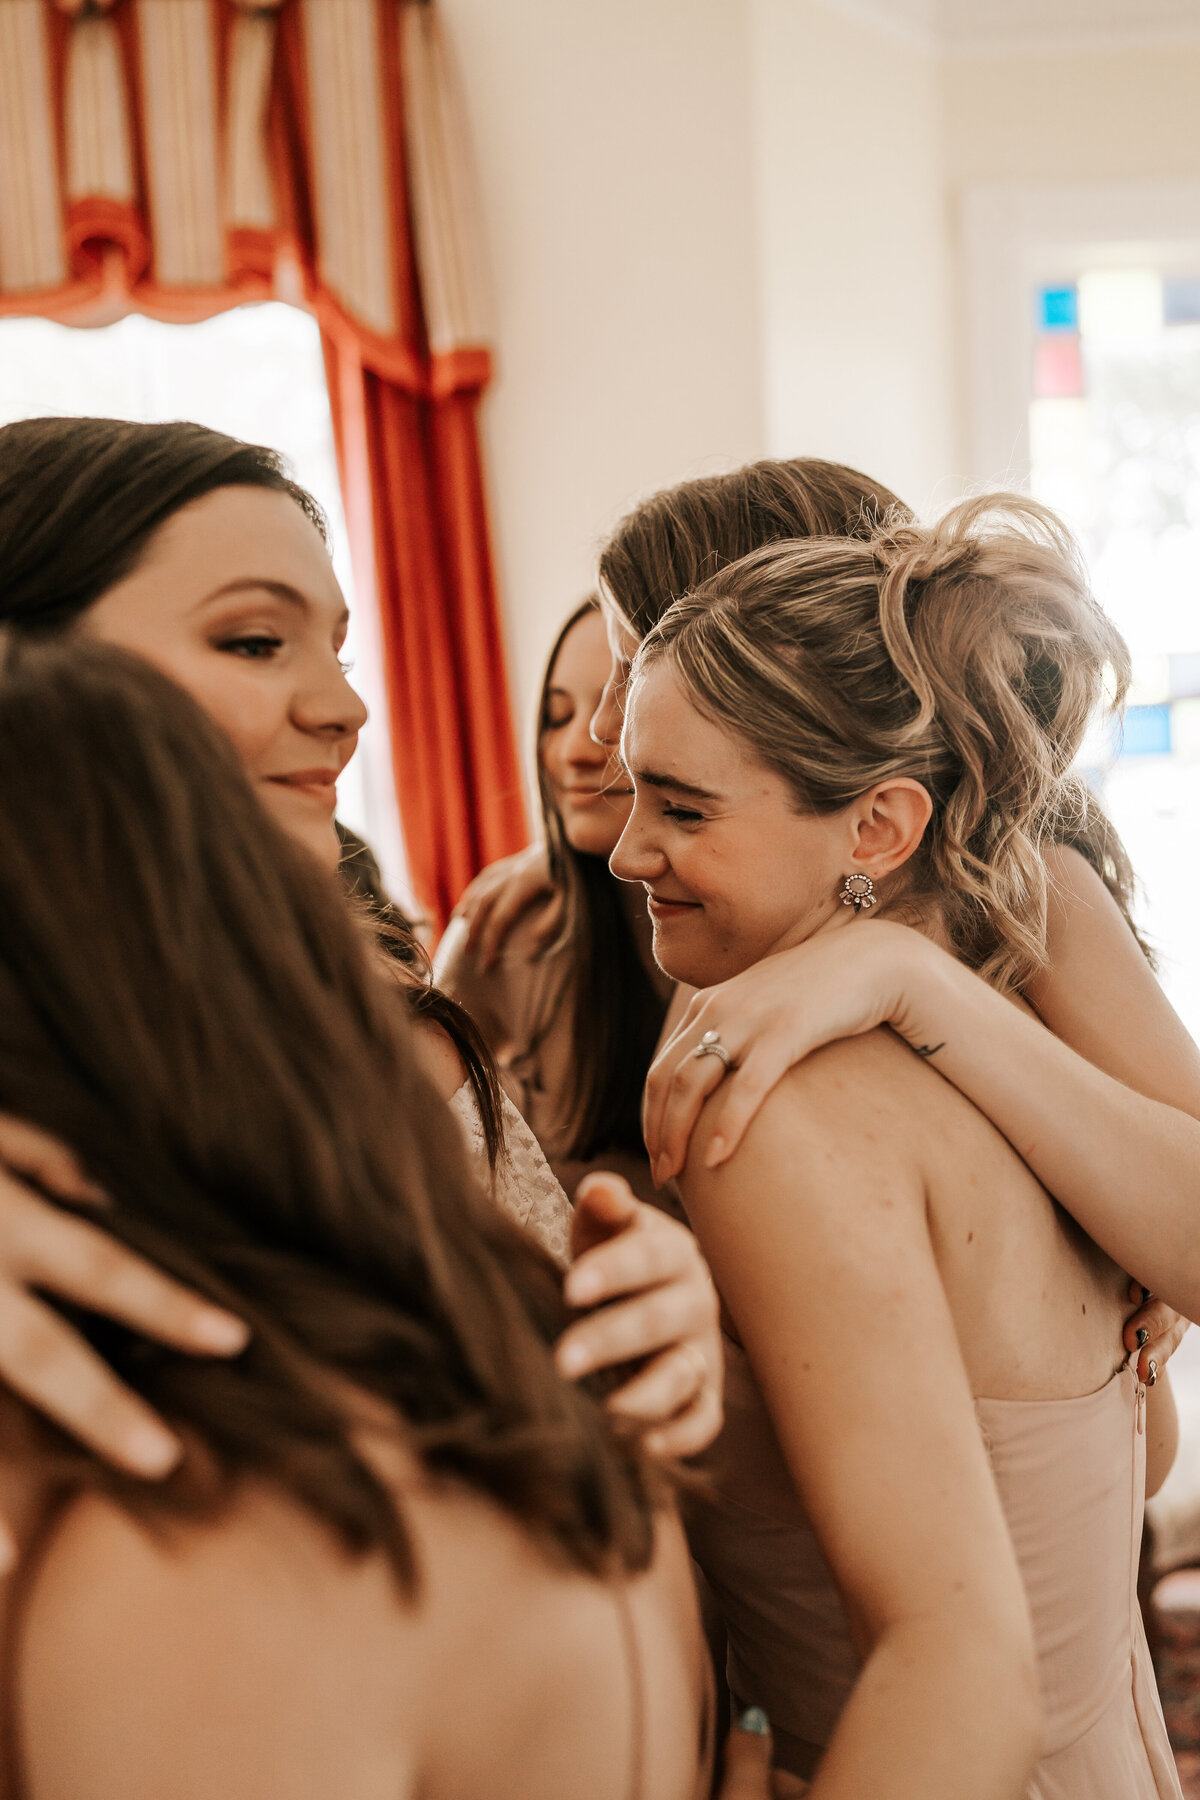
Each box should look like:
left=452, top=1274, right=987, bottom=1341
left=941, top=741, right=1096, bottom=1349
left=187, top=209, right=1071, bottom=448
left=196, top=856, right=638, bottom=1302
left=448, top=1083, right=573, bottom=1266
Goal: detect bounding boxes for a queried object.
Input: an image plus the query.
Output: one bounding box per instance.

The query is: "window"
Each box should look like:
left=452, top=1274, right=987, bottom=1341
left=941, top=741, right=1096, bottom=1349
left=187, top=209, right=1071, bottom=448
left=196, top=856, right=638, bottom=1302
left=1028, top=265, right=1200, bottom=1039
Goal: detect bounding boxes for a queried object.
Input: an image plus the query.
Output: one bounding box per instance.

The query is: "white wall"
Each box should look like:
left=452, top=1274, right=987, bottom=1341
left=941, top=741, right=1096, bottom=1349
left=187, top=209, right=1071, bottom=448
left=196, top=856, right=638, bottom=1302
left=942, top=39, right=1200, bottom=187
left=749, top=0, right=961, bottom=516
left=440, top=0, right=767, bottom=743
left=440, top=2, right=1200, bottom=770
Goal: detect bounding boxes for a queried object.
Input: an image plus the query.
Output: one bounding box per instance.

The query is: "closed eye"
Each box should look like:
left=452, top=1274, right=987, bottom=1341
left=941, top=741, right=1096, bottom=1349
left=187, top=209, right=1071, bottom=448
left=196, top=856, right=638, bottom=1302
left=218, top=633, right=285, bottom=660
left=663, top=802, right=705, bottom=824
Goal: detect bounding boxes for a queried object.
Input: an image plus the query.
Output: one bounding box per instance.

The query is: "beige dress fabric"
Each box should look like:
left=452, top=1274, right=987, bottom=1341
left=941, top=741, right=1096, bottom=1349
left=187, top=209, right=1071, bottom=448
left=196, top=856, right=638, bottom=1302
left=689, top=1335, right=1182, bottom=1797
left=435, top=919, right=665, bottom=1208
left=448, top=1081, right=573, bottom=1265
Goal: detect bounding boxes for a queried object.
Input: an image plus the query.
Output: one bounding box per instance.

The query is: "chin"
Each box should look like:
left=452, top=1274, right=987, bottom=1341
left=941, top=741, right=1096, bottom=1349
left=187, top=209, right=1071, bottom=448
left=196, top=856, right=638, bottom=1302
left=649, top=922, right=722, bottom=989
left=266, top=804, right=342, bottom=871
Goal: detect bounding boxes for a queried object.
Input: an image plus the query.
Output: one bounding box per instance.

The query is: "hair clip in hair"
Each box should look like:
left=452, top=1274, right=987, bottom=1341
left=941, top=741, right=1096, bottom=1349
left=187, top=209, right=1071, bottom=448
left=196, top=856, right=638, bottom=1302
left=840, top=873, right=876, bottom=914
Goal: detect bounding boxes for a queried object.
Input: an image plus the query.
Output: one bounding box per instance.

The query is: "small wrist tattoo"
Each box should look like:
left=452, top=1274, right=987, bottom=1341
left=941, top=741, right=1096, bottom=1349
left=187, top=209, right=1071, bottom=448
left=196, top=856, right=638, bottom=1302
left=912, top=1041, right=946, bottom=1059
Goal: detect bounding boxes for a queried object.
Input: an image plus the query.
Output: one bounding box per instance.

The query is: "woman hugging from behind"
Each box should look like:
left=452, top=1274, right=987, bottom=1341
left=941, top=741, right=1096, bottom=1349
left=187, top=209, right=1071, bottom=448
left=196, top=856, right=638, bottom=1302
left=612, top=497, right=1182, bottom=1798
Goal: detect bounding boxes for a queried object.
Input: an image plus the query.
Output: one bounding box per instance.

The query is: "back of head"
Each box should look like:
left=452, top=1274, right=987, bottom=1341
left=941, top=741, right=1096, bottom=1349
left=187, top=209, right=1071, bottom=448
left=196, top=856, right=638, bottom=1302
left=0, top=639, right=656, bottom=1581
left=599, top=457, right=910, bottom=640
left=638, top=494, right=1133, bottom=990
left=0, top=416, right=324, bottom=634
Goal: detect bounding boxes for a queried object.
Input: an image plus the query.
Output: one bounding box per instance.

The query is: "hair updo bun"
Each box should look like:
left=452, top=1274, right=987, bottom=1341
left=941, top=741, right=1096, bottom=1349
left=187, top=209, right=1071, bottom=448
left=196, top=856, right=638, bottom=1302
left=635, top=494, right=1137, bottom=992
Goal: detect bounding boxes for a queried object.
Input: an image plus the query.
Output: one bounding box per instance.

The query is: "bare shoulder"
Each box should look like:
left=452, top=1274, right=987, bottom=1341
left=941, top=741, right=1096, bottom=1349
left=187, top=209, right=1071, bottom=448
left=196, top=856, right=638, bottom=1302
left=412, top=1015, right=469, bottom=1100
left=699, top=1025, right=930, bottom=1178
left=15, top=1482, right=422, bottom=1800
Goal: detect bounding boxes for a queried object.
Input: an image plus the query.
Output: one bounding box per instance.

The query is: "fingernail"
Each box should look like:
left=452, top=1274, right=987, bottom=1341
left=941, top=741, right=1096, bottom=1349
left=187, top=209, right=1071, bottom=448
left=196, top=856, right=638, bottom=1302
left=556, top=1341, right=589, bottom=1378
left=1137, top=1328, right=1150, bottom=1348
left=124, top=1424, right=183, bottom=1477
left=704, top=1138, right=725, bottom=1169
left=1148, top=1360, right=1159, bottom=1387
left=0, top=1531, right=15, bottom=1575
left=738, top=1706, right=770, bottom=1737
left=194, top=1310, right=251, bottom=1354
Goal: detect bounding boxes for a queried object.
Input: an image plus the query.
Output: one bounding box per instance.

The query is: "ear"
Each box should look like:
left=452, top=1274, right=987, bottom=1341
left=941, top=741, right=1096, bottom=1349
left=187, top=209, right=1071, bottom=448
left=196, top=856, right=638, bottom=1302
left=845, top=778, right=932, bottom=878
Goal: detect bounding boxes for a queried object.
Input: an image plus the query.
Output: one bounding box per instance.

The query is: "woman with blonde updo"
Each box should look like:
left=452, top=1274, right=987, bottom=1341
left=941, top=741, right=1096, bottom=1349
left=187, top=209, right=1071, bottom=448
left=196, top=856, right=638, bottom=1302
left=612, top=496, right=1182, bottom=1800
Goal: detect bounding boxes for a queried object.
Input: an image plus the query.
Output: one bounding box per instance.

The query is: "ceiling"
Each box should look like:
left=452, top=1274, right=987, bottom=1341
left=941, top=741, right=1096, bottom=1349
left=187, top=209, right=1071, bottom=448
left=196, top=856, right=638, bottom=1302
left=822, top=0, right=1200, bottom=48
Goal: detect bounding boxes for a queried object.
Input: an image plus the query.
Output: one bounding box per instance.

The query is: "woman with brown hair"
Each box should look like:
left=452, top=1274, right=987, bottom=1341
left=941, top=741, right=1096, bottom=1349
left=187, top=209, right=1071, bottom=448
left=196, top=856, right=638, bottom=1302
left=0, top=417, right=724, bottom=1530
left=612, top=498, right=1181, bottom=1797
left=0, top=639, right=717, bottom=1800
left=436, top=598, right=672, bottom=1209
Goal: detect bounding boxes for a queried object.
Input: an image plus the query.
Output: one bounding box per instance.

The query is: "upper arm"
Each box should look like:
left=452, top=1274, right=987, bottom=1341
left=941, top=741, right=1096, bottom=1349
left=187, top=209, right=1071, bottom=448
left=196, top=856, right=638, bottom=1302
left=1029, top=845, right=1200, bottom=1120
left=15, top=1489, right=418, bottom=1800
left=681, top=1041, right=1029, bottom=1652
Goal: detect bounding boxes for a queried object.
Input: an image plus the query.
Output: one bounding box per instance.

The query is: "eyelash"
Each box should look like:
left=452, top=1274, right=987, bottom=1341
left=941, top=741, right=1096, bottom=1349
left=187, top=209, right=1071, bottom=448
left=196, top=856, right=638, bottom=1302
left=663, top=802, right=705, bottom=825
left=218, top=633, right=284, bottom=660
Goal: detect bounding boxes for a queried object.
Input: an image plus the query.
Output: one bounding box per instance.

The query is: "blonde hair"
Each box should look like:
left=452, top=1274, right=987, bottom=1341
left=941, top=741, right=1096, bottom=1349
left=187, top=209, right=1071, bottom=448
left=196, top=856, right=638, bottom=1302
left=635, top=495, right=1133, bottom=992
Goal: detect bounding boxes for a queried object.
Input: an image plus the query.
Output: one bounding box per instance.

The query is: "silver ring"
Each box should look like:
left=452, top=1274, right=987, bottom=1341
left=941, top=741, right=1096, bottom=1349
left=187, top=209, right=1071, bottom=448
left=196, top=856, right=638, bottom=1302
left=693, top=1030, right=732, bottom=1070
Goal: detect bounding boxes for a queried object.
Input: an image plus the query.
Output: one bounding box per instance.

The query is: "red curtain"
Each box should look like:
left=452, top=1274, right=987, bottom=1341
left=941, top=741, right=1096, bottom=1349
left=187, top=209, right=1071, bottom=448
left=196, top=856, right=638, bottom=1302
left=0, top=0, right=527, bottom=927
left=323, top=347, right=528, bottom=924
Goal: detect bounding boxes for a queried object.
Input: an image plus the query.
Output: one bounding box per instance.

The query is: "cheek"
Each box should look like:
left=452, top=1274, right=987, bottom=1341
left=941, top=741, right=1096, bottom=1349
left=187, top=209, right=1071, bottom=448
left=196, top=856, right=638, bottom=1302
left=539, top=733, right=567, bottom=794
left=561, top=792, right=632, bottom=857
left=162, top=658, right=285, bottom=775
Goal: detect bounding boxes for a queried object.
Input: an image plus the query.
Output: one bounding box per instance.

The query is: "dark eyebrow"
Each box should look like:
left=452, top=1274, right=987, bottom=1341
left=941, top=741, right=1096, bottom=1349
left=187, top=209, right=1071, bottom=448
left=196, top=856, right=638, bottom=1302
left=636, top=768, right=722, bottom=802
left=194, top=580, right=350, bottom=629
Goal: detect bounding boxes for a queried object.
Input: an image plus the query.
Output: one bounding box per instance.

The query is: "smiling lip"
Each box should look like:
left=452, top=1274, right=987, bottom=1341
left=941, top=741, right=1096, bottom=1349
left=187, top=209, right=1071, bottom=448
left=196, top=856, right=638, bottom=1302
left=265, top=769, right=340, bottom=812
left=646, top=891, right=701, bottom=919
left=559, top=784, right=630, bottom=804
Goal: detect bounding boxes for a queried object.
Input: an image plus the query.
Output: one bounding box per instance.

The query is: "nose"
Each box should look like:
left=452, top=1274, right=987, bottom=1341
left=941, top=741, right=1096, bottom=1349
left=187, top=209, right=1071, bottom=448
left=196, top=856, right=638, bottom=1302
left=609, top=801, right=665, bottom=885
left=589, top=666, right=625, bottom=749
left=294, top=659, right=369, bottom=740
left=562, top=707, right=608, bottom=769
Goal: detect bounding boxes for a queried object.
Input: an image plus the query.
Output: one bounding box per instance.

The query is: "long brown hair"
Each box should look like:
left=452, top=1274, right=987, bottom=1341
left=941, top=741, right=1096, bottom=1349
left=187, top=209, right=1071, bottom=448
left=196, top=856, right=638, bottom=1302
left=0, top=641, right=657, bottom=1584
left=637, top=496, right=1133, bottom=992
left=0, top=415, right=507, bottom=1161
left=601, top=455, right=1149, bottom=958
left=535, top=601, right=667, bottom=1161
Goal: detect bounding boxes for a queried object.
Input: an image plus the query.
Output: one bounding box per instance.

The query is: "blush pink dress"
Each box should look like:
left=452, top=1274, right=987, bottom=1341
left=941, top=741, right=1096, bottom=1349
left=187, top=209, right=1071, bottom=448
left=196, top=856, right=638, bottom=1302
left=688, top=1336, right=1182, bottom=1797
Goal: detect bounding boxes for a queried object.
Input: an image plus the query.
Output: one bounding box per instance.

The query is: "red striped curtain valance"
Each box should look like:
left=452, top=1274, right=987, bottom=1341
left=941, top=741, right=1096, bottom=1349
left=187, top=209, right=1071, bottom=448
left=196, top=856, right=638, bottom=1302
left=0, top=0, right=527, bottom=927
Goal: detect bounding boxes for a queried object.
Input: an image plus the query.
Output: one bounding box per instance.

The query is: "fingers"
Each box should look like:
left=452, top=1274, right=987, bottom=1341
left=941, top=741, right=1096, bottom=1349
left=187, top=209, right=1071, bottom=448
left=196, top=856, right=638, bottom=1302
left=643, top=996, right=711, bottom=1164
left=606, top=1341, right=706, bottom=1421
left=0, top=1287, right=182, bottom=1475
left=556, top=1277, right=703, bottom=1380
left=0, top=1187, right=247, bottom=1357
left=568, top=1172, right=639, bottom=1266
left=1125, top=1292, right=1189, bottom=1383
left=718, top=1709, right=775, bottom=1800
left=475, top=885, right=555, bottom=971
left=565, top=1190, right=696, bottom=1309
left=638, top=1378, right=724, bottom=1459
left=649, top=1048, right=735, bottom=1185
left=0, top=1114, right=106, bottom=1204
